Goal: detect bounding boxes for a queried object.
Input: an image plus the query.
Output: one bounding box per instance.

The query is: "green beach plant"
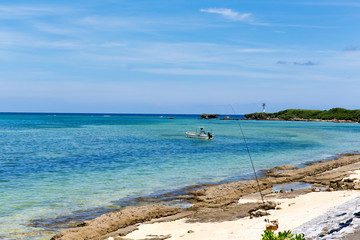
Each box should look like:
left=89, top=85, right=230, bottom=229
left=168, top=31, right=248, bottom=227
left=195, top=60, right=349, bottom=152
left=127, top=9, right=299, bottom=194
left=261, top=230, right=306, bottom=240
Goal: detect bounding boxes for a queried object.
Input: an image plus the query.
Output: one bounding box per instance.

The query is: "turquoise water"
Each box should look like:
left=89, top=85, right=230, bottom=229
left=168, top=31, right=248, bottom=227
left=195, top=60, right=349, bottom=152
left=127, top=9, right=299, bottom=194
left=1, top=114, right=360, bottom=239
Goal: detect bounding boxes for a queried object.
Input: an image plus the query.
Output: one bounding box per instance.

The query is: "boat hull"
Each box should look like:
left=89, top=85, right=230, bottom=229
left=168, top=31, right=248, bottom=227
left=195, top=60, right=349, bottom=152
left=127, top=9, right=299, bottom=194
left=186, top=132, right=214, bottom=140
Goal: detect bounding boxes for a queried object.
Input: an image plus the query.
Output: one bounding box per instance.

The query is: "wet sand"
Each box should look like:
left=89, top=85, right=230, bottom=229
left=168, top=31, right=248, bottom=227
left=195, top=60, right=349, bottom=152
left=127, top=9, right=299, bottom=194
left=51, top=153, right=360, bottom=240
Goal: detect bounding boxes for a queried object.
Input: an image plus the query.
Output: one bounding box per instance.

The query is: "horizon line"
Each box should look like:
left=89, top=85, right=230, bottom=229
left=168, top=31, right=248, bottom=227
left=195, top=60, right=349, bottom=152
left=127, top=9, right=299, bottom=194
left=0, top=111, right=246, bottom=116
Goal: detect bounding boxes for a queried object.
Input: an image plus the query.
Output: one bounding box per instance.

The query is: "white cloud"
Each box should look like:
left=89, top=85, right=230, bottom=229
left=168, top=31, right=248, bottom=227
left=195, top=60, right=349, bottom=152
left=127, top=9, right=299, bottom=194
left=33, top=23, right=79, bottom=36
left=32, top=41, right=127, bottom=50
left=137, top=68, right=293, bottom=79
left=278, top=24, right=335, bottom=29
left=274, top=30, right=286, bottom=34
left=0, top=29, right=126, bottom=50
left=343, top=45, right=359, bottom=51
left=200, top=8, right=252, bottom=22
left=78, top=16, right=133, bottom=30
left=200, top=8, right=333, bottom=29
left=0, top=30, right=34, bottom=47
left=236, top=48, right=277, bottom=53
left=0, top=6, right=69, bottom=18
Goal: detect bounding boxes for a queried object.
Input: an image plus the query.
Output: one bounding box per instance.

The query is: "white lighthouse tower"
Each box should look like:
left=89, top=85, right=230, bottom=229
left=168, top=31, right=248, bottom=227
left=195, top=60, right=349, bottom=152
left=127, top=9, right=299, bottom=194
left=262, top=103, right=266, bottom=113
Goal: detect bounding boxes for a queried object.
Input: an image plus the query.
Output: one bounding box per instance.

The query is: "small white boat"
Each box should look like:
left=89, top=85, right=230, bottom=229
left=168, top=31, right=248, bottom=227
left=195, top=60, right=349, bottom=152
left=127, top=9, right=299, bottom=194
left=186, top=128, right=214, bottom=140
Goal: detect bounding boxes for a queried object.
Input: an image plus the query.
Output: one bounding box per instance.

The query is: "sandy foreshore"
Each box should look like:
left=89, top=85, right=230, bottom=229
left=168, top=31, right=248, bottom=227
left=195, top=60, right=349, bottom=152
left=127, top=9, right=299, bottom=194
left=51, top=153, right=360, bottom=240
left=124, top=191, right=360, bottom=240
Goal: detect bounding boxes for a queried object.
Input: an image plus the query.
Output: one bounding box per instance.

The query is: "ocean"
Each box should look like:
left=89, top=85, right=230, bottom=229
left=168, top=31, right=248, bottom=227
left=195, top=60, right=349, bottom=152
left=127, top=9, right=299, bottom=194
left=1, top=113, right=360, bottom=239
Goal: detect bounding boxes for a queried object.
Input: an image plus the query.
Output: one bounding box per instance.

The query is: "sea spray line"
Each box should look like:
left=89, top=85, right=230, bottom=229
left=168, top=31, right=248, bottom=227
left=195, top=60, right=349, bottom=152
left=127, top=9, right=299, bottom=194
left=230, top=105, right=269, bottom=221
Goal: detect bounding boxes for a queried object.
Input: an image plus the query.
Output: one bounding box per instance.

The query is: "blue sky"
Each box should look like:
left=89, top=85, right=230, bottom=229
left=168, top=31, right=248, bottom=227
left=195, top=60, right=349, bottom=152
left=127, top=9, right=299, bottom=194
left=0, top=0, right=359, bottom=114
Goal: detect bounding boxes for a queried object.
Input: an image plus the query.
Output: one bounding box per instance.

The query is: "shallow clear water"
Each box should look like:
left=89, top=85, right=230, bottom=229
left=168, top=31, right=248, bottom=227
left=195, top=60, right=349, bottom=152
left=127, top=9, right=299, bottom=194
left=0, top=114, right=360, bottom=239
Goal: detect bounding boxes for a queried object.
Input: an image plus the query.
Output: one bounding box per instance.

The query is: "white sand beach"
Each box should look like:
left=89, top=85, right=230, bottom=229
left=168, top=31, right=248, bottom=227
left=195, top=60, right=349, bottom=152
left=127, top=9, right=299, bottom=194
left=124, top=190, right=360, bottom=240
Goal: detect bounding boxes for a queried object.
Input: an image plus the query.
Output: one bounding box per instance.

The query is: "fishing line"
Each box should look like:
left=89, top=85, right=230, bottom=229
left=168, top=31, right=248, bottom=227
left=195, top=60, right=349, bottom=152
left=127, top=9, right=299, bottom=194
left=230, top=105, right=269, bottom=220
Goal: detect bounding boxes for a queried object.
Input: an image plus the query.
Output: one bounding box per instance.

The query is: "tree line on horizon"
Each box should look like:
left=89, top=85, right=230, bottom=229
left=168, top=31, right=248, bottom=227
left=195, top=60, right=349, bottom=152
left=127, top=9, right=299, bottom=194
left=245, top=108, right=360, bottom=122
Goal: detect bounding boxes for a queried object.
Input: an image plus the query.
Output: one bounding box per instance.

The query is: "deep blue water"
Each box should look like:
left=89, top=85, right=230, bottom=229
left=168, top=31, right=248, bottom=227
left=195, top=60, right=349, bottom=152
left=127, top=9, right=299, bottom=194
left=0, top=113, right=359, bottom=239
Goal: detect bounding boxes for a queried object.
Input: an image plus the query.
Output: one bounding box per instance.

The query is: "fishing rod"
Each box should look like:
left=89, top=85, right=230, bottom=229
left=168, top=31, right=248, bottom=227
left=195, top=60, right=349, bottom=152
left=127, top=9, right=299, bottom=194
left=230, top=105, right=269, bottom=221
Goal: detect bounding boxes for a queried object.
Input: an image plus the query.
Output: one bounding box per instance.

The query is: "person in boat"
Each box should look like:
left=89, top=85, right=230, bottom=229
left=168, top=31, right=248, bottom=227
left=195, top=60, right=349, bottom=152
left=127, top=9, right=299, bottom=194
left=200, top=128, right=206, bottom=135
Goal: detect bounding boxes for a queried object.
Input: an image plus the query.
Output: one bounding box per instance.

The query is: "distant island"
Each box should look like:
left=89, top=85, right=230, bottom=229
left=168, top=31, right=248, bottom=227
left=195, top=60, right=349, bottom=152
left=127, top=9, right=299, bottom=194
left=245, top=108, right=360, bottom=123
left=200, top=113, right=219, bottom=119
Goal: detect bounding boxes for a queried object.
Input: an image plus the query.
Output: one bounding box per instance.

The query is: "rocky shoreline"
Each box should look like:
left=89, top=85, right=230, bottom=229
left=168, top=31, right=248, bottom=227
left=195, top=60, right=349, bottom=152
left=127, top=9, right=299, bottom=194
left=51, top=153, right=360, bottom=240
